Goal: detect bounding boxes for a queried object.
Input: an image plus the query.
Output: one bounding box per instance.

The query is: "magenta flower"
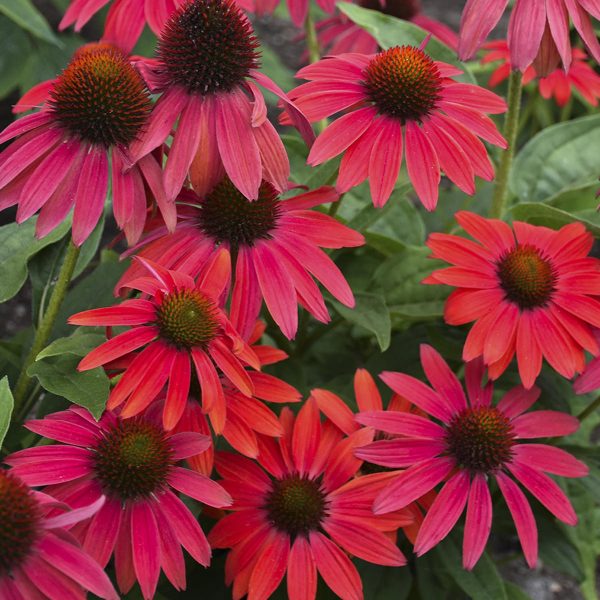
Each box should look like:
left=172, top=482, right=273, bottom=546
left=289, top=46, right=507, bottom=209
left=70, top=257, right=259, bottom=430
left=355, top=345, right=588, bottom=569
left=0, top=469, right=117, bottom=600
left=0, top=43, right=175, bottom=246
left=458, top=0, right=600, bottom=72
left=130, top=0, right=313, bottom=202
left=6, top=406, right=232, bottom=599
left=116, top=180, right=363, bottom=340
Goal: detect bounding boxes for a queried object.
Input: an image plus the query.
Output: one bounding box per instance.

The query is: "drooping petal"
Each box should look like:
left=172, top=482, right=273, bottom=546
left=462, top=473, right=492, bottom=570
left=414, top=471, right=470, bottom=556
left=495, top=471, right=538, bottom=568
left=309, top=531, right=362, bottom=600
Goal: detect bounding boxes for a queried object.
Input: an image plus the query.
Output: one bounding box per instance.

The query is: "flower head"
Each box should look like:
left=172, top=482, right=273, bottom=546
left=209, top=399, right=412, bottom=600
left=355, top=345, right=589, bottom=569
left=117, top=181, right=363, bottom=339
left=0, top=469, right=117, bottom=600
left=424, top=211, right=600, bottom=387
left=316, top=0, right=458, bottom=56
left=0, top=43, right=174, bottom=245
left=69, top=257, right=260, bottom=430
left=6, top=406, right=231, bottom=599
left=290, top=47, right=506, bottom=209
left=483, top=42, right=600, bottom=108
left=130, top=0, right=313, bottom=202
left=458, top=0, right=600, bottom=72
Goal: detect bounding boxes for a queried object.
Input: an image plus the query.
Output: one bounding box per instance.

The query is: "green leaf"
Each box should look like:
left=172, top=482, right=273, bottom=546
left=0, top=0, right=60, bottom=45
left=331, top=291, right=391, bottom=351
left=373, top=246, right=449, bottom=322
left=436, top=538, right=507, bottom=600
left=0, top=377, right=14, bottom=448
left=537, top=518, right=584, bottom=582
left=358, top=562, right=412, bottom=600
left=510, top=202, right=600, bottom=237
left=19, top=33, right=83, bottom=92
left=260, top=43, right=295, bottom=100
left=510, top=115, right=600, bottom=203
left=337, top=2, right=475, bottom=83
left=73, top=213, right=105, bottom=278
left=37, top=330, right=107, bottom=360
left=28, top=333, right=109, bottom=419
left=0, top=15, right=31, bottom=98
left=0, top=217, right=70, bottom=303
left=347, top=183, right=413, bottom=232
left=53, top=250, right=129, bottom=337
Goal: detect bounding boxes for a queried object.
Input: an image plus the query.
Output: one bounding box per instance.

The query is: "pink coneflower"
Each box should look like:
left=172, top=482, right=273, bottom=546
left=316, top=0, right=458, bottom=56
left=355, top=345, right=589, bottom=569
left=0, top=469, right=117, bottom=600
left=6, top=406, right=232, bottom=599
left=289, top=46, right=507, bottom=209
left=424, top=211, right=600, bottom=388
left=69, top=257, right=260, bottom=430
left=483, top=42, right=600, bottom=108
left=129, top=0, right=313, bottom=203
left=209, top=399, right=412, bottom=600
left=458, top=0, right=600, bottom=72
left=116, top=180, right=363, bottom=339
left=0, top=43, right=175, bottom=246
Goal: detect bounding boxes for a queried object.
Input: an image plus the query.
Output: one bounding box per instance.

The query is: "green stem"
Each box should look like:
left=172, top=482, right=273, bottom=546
left=577, top=394, right=600, bottom=422
left=305, top=11, right=320, bottom=65
left=328, top=193, right=345, bottom=217
left=489, top=70, right=523, bottom=220
left=305, top=11, right=327, bottom=133
left=12, top=240, right=80, bottom=416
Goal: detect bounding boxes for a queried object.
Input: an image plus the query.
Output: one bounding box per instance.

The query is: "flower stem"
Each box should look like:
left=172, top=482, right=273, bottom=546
left=577, top=394, right=600, bottom=422
left=305, top=11, right=327, bottom=133
left=490, top=70, right=523, bottom=219
left=12, top=240, right=80, bottom=415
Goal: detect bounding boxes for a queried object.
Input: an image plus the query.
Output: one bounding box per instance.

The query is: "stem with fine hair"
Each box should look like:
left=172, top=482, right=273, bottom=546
left=12, top=240, right=81, bottom=416
left=305, top=11, right=328, bottom=133
left=489, top=70, right=523, bottom=220
left=577, top=394, right=600, bottom=421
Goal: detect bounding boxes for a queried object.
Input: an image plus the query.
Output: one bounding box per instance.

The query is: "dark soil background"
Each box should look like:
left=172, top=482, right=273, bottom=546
left=1, top=2, right=596, bottom=598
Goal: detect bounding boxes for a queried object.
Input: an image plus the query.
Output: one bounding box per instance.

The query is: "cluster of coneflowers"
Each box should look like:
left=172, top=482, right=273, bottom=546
left=0, top=0, right=599, bottom=598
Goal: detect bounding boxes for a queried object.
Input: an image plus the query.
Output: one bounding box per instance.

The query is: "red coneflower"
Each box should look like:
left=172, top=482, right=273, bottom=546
left=458, top=0, right=600, bottom=72
left=288, top=45, right=506, bottom=209
left=424, top=211, right=600, bottom=388
left=310, top=368, right=437, bottom=543
left=355, top=345, right=588, bottom=569
left=0, top=469, right=117, bottom=600
left=0, top=44, right=175, bottom=246
left=117, top=180, right=363, bottom=339
left=69, top=257, right=260, bottom=430
left=483, top=42, right=600, bottom=108
left=6, top=406, right=231, bottom=599
left=209, top=399, right=412, bottom=600
left=130, top=0, right=313, bottom=203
